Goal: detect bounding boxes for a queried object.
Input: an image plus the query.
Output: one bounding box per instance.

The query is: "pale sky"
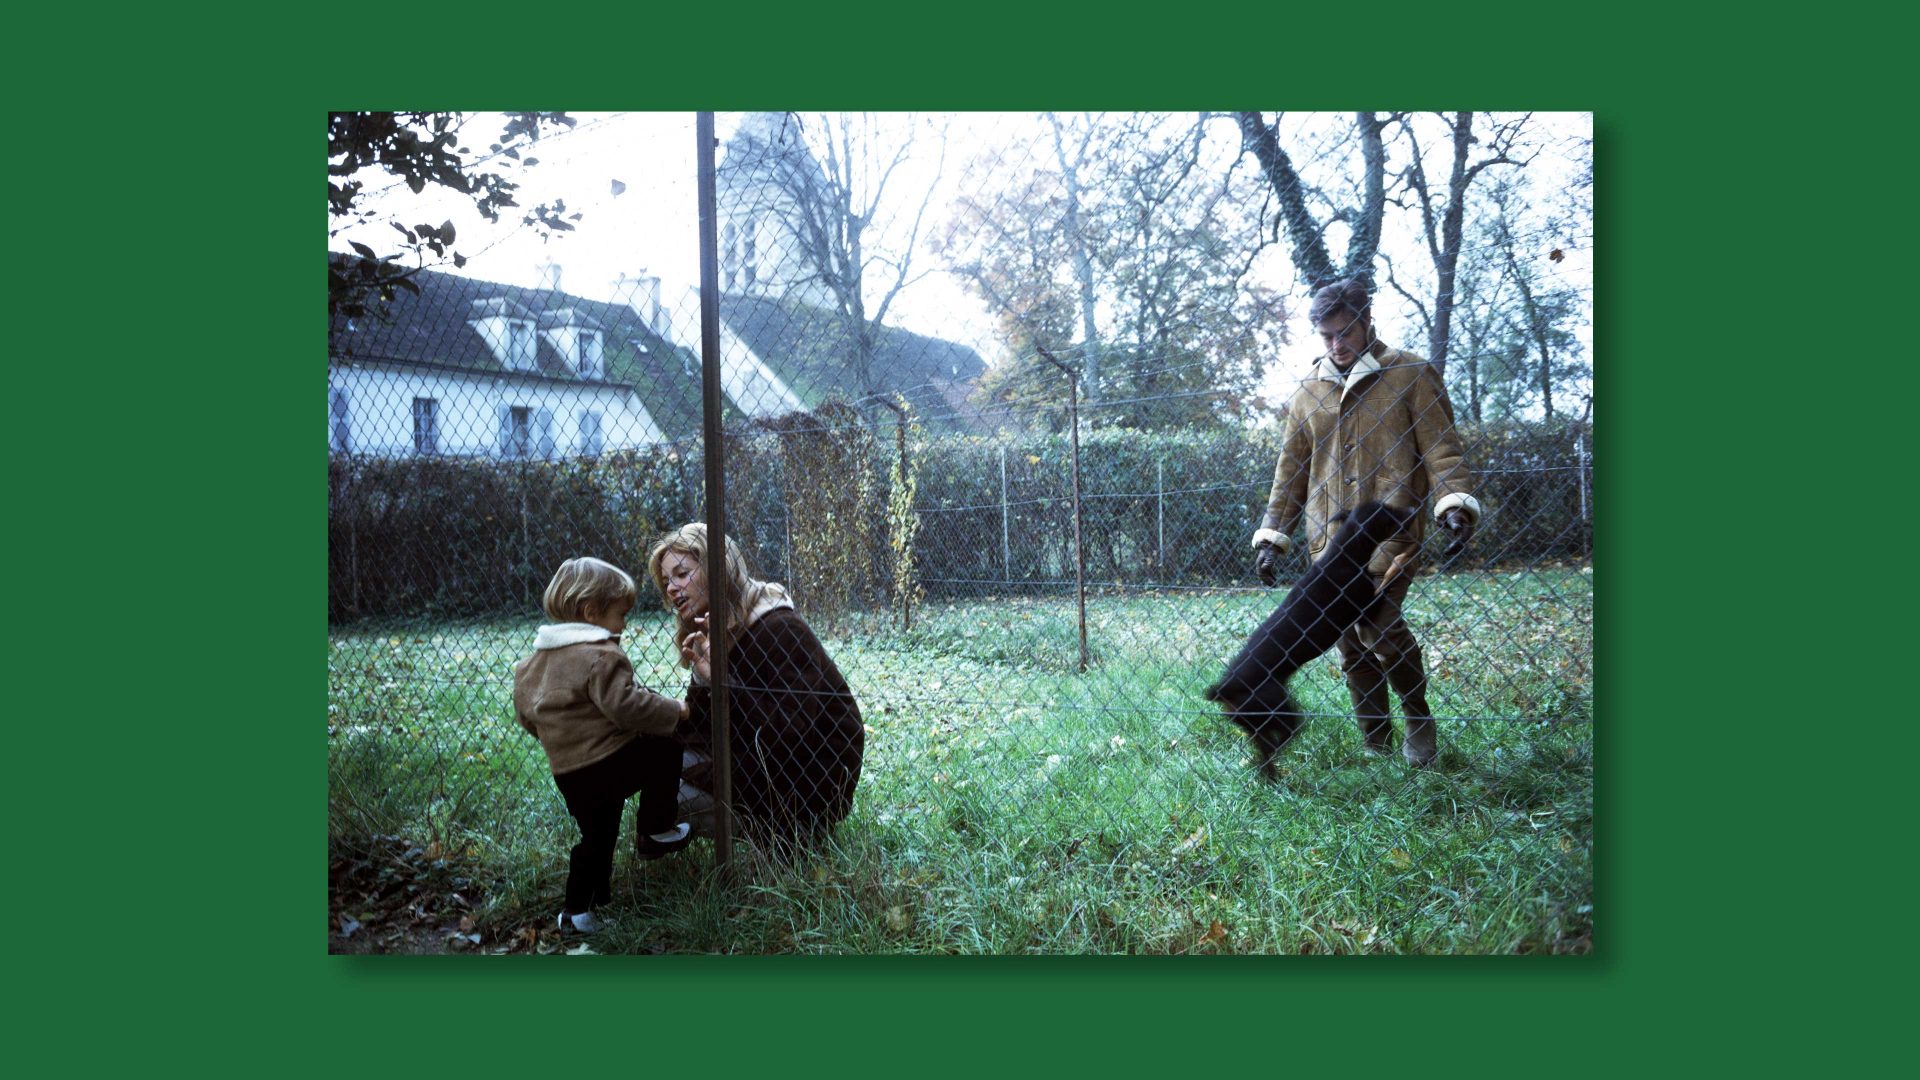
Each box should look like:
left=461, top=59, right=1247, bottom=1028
left=330, top=111, right=1591, bottom=418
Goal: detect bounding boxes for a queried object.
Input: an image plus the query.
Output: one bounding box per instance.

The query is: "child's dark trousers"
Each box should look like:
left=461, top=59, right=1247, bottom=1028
left=552, top=734, right=682, bottom=913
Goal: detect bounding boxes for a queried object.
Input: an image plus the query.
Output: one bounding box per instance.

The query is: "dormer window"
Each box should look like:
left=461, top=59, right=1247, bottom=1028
left=467, top=297, right=542, bottom=373
left=508, top=320, right=537, bottom=370
left=576, top=329, right=603, bottom=378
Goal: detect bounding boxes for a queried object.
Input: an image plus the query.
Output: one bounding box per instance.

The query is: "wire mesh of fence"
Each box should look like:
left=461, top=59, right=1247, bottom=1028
left=328, top=110, right=1593, bottom=954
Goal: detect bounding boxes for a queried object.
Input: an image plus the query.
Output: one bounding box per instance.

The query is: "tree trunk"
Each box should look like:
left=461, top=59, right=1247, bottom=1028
left=1344, top=112, right=1387, bottom=283
left=1048, top=113, right=1102, bottom=401
left=1428, top=112, right=1475, bottom=376
left=1233, top=112, right=1337, bottom=290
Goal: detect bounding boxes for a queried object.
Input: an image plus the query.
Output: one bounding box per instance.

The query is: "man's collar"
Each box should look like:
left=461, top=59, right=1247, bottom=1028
left=1316, top=342, right=1387, bottom=383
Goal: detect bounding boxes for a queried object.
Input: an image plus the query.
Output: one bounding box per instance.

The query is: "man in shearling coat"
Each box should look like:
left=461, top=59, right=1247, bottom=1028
left=1252, top=277, right=1480, bottom=765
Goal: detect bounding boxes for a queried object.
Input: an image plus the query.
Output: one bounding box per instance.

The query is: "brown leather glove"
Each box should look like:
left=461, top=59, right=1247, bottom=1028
left=1254, top=541, right=1281, bottom=588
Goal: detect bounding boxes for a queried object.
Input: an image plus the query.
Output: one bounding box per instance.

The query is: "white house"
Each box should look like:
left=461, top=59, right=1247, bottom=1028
left=327, top=258, right=684, bottom=457
left=328, top=114, right=991, bottom=454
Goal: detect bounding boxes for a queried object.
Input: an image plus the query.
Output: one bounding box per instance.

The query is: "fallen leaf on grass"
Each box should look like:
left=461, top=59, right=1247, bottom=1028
left=884, top=906, right=910, bottom=932
left=1172, top=826, right=1208, bottom=854
left=1198, top=921, right=1228, bottom=948
left=1386, top=848, right=1413, bottom=870
left=566, top=943, right=595, bottom=956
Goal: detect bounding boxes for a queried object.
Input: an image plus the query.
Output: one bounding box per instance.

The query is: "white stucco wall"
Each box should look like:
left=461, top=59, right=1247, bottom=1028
left=327, top=362, right=666, bottom=457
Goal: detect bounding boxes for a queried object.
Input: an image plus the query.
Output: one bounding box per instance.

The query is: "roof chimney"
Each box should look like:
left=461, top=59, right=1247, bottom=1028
left=538, top=258, right=563, bottom=293
left=611, top=270, right=665, bottom=335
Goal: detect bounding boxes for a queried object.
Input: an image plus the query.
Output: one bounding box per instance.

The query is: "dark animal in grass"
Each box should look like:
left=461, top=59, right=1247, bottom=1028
left=1205, top=500, right=1418, bottom=779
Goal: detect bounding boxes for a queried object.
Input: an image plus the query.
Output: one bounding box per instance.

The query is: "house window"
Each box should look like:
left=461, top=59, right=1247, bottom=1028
left=579, top=410, right=603, bottom=457
left=508, top=320, right=537, bottom=370
left=328, top=387, right=351, bottom=454
left=412, top=397, right=439, bottom=455
left=577, top=330, right=603, bottom=378
left=504, top=405, right=531, bottom=458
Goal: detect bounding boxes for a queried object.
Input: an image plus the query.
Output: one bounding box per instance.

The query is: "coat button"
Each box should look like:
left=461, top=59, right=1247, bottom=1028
left=1344, top=442, right=1355, bottom=451
left=1345, top=477, right=1356, bottom=485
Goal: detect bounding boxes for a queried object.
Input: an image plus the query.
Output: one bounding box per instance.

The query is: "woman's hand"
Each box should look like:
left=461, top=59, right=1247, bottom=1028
left=681, top=615, right=713, bottom=682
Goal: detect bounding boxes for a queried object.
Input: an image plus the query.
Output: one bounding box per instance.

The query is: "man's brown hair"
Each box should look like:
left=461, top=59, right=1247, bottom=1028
left=1309, top=278, right=1370, bottom=325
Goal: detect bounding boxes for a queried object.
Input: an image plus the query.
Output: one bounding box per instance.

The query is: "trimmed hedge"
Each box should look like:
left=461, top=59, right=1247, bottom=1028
left=328, top=419, right=1591, bottom=624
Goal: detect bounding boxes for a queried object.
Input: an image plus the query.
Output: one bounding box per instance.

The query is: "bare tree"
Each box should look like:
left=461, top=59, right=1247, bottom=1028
left=752, top=112, right=948, bottom=402
left=1232, top=111, right=1387, bottom=291
left=1045, top=112, right=1106, bottom=402
left=941, top=113, right=1281, bottom=428
left=1391, top=112, right=1533, bottom=374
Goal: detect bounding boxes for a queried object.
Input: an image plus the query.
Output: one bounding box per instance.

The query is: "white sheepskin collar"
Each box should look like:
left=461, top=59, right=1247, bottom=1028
left=533, top=622, right=616, bottom=650
left=742, top=582, right=795, bottom=627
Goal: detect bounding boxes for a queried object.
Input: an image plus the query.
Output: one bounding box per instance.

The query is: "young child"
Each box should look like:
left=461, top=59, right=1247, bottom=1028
left=513, top=556, right=693, bottom=933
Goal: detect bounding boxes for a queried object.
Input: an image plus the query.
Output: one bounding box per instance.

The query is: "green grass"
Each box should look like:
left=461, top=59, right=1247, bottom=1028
left=328, top=569, right=1592, bottom=953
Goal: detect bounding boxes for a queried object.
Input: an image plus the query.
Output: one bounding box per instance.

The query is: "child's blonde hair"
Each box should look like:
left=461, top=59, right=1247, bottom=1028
left=541, top=557, right=637, bottom=622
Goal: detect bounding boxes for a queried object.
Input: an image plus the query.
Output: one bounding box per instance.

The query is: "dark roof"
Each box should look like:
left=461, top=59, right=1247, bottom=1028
left=326, top=253, right=989, bottom=441
left=719, top=292, right=987, bottom=431
left=327, top=253, right=706, bottom=444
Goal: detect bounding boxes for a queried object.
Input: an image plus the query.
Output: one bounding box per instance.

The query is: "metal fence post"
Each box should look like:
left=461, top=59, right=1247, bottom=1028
left=1000, top=444, right=1010, bottom=582
left=1070, top=372, right=1086, bottom=672
left=1156, top=457, right=1164, bottom=573
left=1578, top=431, right=1590, bottom=523
left=1032, top=344, right=1090, bottom=673
left=1060, top=365, right=1088, bottom=673
left=696, top=111, right=734, bottom=871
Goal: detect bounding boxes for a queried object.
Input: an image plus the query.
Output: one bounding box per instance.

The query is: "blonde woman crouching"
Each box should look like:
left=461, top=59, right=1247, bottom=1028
left=648, top=524, right=864, bottom=850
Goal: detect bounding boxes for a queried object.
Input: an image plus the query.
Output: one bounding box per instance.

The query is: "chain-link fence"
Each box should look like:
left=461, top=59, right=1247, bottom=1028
left=328, top=111, right=1592, bottom=954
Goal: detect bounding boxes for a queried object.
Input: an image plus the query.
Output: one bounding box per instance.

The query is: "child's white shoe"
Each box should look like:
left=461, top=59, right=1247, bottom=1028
left=634, top=821, right=694, bottom=860
left=557, top=910, right=605, bottom=933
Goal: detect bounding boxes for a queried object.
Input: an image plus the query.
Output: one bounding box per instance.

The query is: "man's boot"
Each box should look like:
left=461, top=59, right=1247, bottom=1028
left=1384, top=646, right=1438, bottom=766
left=1344, top=655, right=1396, bottom=755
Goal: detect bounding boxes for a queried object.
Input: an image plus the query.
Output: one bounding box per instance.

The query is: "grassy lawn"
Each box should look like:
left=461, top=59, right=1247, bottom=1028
left=328, top=568, right=1592, bottom=954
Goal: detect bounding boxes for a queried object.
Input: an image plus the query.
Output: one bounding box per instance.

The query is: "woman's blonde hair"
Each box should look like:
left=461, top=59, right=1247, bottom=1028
left=648, top=523, right=781, bottom=663
left=540, top=556, right=637, bottom=622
